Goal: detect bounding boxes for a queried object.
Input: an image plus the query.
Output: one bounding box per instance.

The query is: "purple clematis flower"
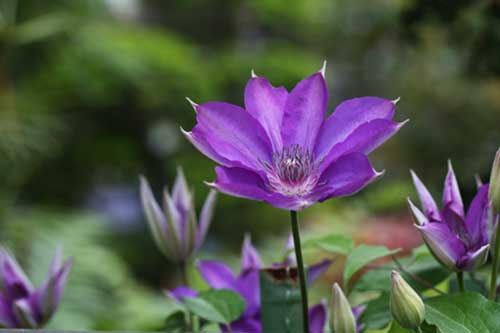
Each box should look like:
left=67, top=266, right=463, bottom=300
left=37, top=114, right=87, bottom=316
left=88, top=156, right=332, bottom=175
left=0, top=247, right=73, bottom=328
left=182, top=63, right=406, bottom=210
left=408, top=161, right=491, bottom=271
left=140, top=167, right=217, bottom=262
left=168, top=235, right=332, bottom=333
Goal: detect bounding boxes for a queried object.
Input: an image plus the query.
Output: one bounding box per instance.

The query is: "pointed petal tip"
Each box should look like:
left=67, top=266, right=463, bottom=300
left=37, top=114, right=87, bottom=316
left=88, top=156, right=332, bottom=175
left=398, top=118, right=410, bottom=129
left=319, top=60, right=327, bottom=77
left=180, top=126, right=192, bottom=137
left=203, top=181, right=217, bottom=189
left=392, top=97, right=401, bottom=105
left=185, top=97, right=198, bottom=110
left=250, top=69, right=258, bottom=78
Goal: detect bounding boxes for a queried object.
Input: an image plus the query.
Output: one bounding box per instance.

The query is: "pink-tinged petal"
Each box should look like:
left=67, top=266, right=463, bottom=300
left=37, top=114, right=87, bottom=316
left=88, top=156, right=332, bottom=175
left=313, top=153, right=381, bottom=202
left=208, top=166, right=306, bottom=210
left=319, top=119, right=407, bottom=172
left=307, top=259, right=333, bottom=286
left=410, top=170, right=440, bottom=222
left=222, top=316, right=261, bottom=333
left=236, top=269, right=260, bottom=317
left=457, top=244, right=490, bottom=271
left=442, top=161, right=464, bottom=217
left=315, top=97, right=397, bottom=159
left=416, top=223, right=465, bottom=271
left=196, top=190, right=217, bottom=249
left=281, top=72, right=328, bottom=151
left=245, top=76, right=288, bottom=151
left=197, top=260, right=237, bottom=291
left=309, top=302, right=327, bottom=333
left=241, top=234, right=263, bottom=272
left=165, top=286, right=197, bottom=303
left=464, top=185, right=491, bottom=246
left=192, top=101, right=273, bottom=170
left=407, top=198, right=429, bottom=226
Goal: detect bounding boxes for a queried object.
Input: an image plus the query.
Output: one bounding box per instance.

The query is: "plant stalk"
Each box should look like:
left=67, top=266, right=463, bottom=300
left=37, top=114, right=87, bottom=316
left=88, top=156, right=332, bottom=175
left=415, top=327, right=423, bottom=333
left=178, top=261, right=194, bottom=332
left=490, top=223, right=500, bottom=300
left=456, top=271, right=465, bottom=292
left=290, top=211, right=309, bottom=333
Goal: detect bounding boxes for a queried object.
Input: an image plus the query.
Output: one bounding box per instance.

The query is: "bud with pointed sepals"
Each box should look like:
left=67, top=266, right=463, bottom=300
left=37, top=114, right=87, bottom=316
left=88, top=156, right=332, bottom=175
left=0, top=246, right=73, bottom=328
left=140, top=167, right=217, bottom=262
left=330, top=283, right=356, bottom=333
left=490, top=148, right=500, bottom=214
left=390, top=271, right=425, bottom=329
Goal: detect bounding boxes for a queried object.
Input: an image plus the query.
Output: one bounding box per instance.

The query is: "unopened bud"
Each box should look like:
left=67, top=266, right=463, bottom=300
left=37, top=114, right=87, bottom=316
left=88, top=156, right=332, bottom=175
left=490, top=148, right=500, bottom=213
left=390, top=271, right=425, bottom=329
left=330, top=283, right=356, bottom=333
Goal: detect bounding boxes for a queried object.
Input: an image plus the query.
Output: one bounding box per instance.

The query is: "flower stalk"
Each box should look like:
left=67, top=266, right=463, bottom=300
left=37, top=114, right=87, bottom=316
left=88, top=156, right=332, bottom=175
left=489, top=225, right=500, bottom=300
left=290, top=211, right=309, bottom=333
left=456, top=271, right=465, bottom=292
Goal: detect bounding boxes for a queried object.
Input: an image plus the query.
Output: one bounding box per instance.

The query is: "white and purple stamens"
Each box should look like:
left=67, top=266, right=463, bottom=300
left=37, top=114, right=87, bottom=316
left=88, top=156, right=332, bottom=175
left=264, top=144, right=319, bottom=197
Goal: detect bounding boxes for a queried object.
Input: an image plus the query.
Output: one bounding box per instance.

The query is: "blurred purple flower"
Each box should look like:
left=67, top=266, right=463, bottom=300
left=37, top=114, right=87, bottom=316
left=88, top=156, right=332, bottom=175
left=408, top=161, right=491, bottom=271
left=140, top=167, right=217, bottom=262
left=182, top=63, right=405, bottom=210
left=168, top=235, right=333, bottom=333
left=0, top=247, right=73, bottom=328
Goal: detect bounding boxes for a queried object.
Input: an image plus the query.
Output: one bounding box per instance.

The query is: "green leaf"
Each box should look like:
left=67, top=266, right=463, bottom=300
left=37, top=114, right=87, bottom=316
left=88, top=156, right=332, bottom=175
left=344, top=244, right=399, bottom=288
left=359, top=292, right=392, bottom=330
left=425, top=292, right=500, bottom=333
left=260, top=268, right=304, bottom=333
left=184, top=289, right=245, bottom=324
left=164, top=310, right=187, bottom=331
left=388, top=320, right=413, bottom=333
left=303, top=234, right=353, bottom=255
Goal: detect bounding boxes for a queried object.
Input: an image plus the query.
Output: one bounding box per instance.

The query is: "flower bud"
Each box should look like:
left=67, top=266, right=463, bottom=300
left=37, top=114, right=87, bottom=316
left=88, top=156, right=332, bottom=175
left=490, top=148, right=500, bottom=214
left=390, top=271, right=425, bottom=329
left=330, top=283, right=356, bottom=333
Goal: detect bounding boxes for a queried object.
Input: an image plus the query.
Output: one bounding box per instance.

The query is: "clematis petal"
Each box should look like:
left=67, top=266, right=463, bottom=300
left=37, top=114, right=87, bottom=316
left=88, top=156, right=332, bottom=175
left=139, top=177, right=171, bottom=257
left=457, top=244, right=490, bottom=271
left=281, top=71, right=328, bottom=151
left=37, top=257, right=73, bottom=320
left=307, top=259, right=333, bottom=286
left=442, top=204, right=468, bottom=243
left=197, top=260, right=237, bottom=291
left=464, top=185, right=491, bottom=246
left=407, top=198, right=429, bottom=226
left=309, top=302, right=327, bottom=333
left=442, top=161, right=464, bottom=217
left=314, top=153, right=381, bottom=202
left=191, top=102, right=273, bottom=171
left=415, top=222, right=465, bottom=271
left=241, top=234, right=263, bottom=272
left=352, top=305, right=366, bottom=320
left=172, top=167, right=192, bottom=215
left=244, top=76, right=288, bottom=151
left=410, top=170, right=440, bottom=222
left=0, top=249, right=34, bottom=299
left=319, top=119, right=406, bottom=172
left=221, top=316, right=262, bottom=333
left=236, top=269, right=260, bottom=317
left=165, top=286, right=197, bottom=303
left=196, top=190, right=217, bottom=249
left=0, top=295, right=16, bottom=328
left=315, top=97, right=397, bottom=160
left=13, top=299, right=38, bottom=328
left=208, top=166, right=306, bottom=210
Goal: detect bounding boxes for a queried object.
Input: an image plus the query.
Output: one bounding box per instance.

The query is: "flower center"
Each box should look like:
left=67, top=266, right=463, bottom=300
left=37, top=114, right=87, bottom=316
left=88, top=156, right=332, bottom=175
left=265, top=144, right=319, bottom=197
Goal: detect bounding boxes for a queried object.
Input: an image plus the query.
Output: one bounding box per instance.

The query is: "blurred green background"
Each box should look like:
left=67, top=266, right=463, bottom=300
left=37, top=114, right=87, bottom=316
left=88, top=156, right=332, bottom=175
left=1, top=0, right=499, bottom=330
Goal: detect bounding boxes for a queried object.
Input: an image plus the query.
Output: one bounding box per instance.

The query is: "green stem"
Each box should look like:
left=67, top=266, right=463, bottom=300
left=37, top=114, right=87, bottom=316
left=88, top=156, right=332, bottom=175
left=490, top=223, right=500, bottom=300
left=415, top=326, right=423, bottom=333
left=178, top=261, right=194, bottom=332
left=290, top=211, right=309, bottom=333
left=456, top=271, right=465, bottom=292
